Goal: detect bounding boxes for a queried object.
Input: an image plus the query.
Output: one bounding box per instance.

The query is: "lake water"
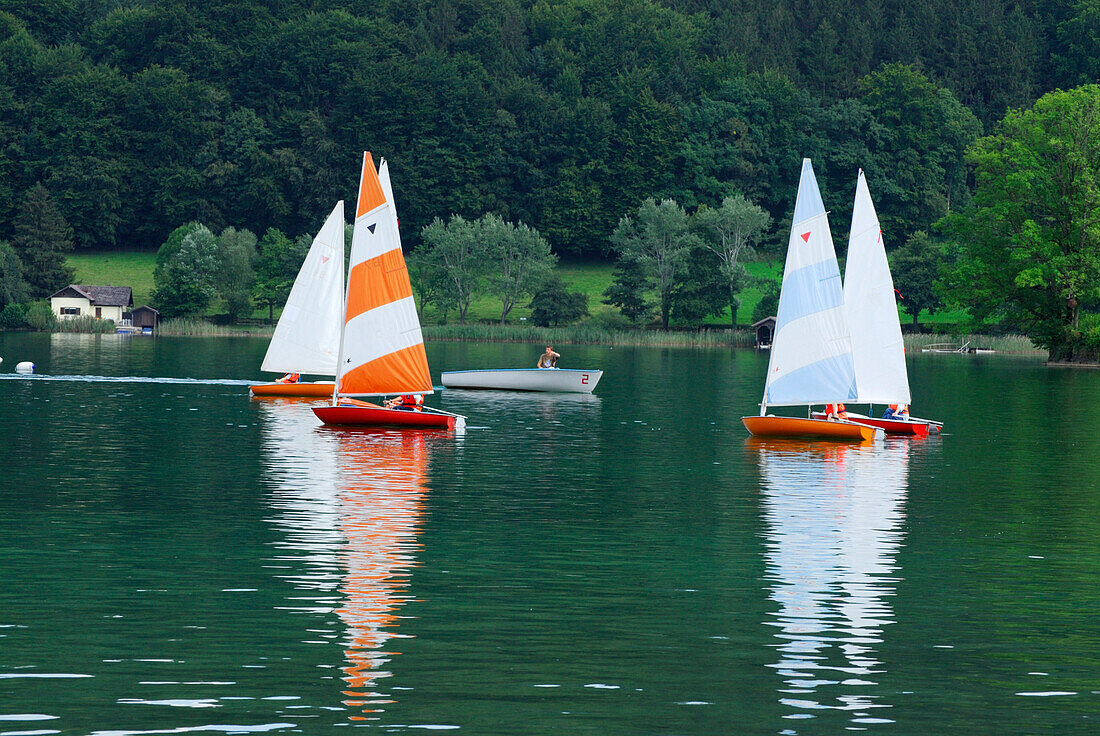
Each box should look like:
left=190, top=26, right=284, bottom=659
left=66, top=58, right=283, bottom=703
left=0, top=332, right=1097, bottom=735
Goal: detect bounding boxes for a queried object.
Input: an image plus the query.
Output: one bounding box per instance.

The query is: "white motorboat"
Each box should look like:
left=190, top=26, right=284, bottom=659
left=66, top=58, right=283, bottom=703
left=441, top=368, right=602, bottom=393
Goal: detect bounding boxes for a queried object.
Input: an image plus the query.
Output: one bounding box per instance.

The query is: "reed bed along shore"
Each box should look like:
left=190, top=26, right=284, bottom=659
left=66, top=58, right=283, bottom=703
left=425, top=324, right=1045, bottom=353
left=52, top=315, right=117, bottom=333
left=157, top=318, right=274, bottom=337
left=145, top=318, right=1043, bottom=355
left=423, top=323, right=757, bottom=348
left=902, top=332, right=1042, bottom=355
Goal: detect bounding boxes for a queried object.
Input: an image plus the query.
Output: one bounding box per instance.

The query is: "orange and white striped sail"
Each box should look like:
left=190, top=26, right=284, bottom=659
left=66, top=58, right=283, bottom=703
left=336, top=152, right=433, bottom=396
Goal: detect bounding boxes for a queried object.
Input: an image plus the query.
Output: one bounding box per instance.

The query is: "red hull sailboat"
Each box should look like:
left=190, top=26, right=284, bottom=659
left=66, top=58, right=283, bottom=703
left=313, top=153, right=463, bottom=430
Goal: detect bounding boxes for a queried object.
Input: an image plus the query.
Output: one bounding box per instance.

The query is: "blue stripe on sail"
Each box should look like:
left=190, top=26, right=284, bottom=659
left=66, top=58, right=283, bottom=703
left=775, top=259, right=844, bottom=332
left=792, top=160, right=826, bottom=223
left=766, top=353, right=858, bottom=405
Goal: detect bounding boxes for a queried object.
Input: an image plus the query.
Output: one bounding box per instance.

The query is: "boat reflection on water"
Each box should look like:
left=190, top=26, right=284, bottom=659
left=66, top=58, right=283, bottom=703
left=750, top=437, right=912, bottom=731
left=258, top=398, right=435, bottom=723
left=330, top=426, right=430, bottom=721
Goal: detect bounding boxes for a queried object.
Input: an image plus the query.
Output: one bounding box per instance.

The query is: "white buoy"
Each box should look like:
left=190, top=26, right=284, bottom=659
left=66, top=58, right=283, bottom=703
left=15, top=361, right=34, bottom=373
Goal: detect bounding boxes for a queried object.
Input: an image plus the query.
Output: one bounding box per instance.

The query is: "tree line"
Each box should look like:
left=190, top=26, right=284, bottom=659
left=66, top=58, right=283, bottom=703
left=3, top=77, right=1099, bottom=367
left=2, top=2, right=1099, bottom=358
left=2, top=0, right=1094, bottom=259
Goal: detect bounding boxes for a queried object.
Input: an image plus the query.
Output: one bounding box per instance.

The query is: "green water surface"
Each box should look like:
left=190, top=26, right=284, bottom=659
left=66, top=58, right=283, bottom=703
left=0, top=332, right=1097, bottom=735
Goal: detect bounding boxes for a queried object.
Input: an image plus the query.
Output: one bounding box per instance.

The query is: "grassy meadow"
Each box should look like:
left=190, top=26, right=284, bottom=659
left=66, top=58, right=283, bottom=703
left=67, top=251, right=157, bottom=307
left=65, top=250, right=968, bottom=331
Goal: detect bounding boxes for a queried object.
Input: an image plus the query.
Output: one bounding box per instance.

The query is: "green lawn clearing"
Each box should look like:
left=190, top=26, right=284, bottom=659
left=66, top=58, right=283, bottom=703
left=67, top=251, right=157, bottom=307
left=63, top=250, right=966, bottom=330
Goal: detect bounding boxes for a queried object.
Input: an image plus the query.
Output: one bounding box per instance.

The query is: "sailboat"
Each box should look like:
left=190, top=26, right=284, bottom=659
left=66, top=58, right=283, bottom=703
left=313, top=152, right=464, bottom=429
left=250, top=201, right=346, bottom=397
left=742, top=159, right=882, bottom=441
left=810, top=171, right=941, bottom=435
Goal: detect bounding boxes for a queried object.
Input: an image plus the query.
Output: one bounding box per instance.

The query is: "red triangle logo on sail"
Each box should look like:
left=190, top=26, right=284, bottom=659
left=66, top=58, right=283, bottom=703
left=321, top=255, right=329, bottom=263
left=801, top=232, right=811, bottom=242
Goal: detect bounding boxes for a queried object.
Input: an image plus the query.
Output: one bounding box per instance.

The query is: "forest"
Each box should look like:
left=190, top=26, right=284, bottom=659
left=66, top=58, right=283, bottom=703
left=1, top=0, right=1095, bottom=258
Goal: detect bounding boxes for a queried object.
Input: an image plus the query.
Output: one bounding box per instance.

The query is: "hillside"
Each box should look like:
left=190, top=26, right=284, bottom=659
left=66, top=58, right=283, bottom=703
left=2, top=0, right=1096, bottom=260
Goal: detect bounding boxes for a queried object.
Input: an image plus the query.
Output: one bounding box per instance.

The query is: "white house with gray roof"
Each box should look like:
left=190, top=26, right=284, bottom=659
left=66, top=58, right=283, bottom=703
left=49, top=285, right=133, bottom=322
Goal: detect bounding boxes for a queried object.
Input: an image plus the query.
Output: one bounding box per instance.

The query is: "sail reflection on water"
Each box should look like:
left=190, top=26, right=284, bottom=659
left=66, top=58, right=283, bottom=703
left=333, top=428, right=428, bottom=720
left=261, top=399, right=344, bottom=605
left=258, top=399, right=431, bottom=722
left=753, top=438, right=911, bottom=730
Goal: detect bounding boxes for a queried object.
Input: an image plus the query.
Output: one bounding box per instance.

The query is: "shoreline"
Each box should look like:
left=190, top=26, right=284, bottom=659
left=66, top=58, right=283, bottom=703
left=14, top=321, right=1047, bottom=355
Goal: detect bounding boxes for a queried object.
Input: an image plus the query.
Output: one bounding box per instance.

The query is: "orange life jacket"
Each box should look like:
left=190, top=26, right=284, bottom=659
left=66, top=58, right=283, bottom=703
left=279, top=373, right=300, bottom=384
left=826, top=403, right=846, bottom=415
left=394, top=394, right=423, bottom=410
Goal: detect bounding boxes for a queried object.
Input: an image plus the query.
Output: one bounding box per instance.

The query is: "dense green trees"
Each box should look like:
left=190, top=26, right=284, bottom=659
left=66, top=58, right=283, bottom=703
left=482, top=215, right=555, bottom=323
left=214, top=227, right=257, bottom=321
left=11, top=183, right=75, bottom=297
left=416, top=213, right=555, bottom=323
left=152, top=224, right=221, bottom=318
left=891, top=231, right=944, bottom=327
left=610, top=199, right=697, bottom=329
left=418, top=215, right=488, bottom=325
left=252, top=228, right=308, bottom=324
left=0, top=241, right=28, bottom=306
left=0, top=0, right=1097, bottom=339
left=604, top=194, right=772, bottom=327
left=528, top=275, right=589, bottom=326
left=693, top=195, right=771, bottom=326
left=942, top=86, right=1100, bottom=361
left=0, top=0, right=1084, bottom=264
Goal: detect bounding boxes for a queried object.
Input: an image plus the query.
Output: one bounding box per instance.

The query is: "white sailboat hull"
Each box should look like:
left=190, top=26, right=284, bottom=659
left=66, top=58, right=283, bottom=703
left=441, top=368, right=602, bottom=393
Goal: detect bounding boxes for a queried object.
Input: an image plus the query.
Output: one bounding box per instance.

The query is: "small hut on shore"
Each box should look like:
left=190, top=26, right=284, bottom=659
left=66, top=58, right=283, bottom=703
left=753, top=316, right=776, bottom=350
left=130, top=306, right=159, bottom=333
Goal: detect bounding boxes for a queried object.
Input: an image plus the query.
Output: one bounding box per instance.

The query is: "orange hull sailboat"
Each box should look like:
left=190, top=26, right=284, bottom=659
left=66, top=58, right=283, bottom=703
left=743, top=415, right=878, bottom=441
left=741, top=159, right=883, bottom=441
left=251, top=381, right=335, bottom=397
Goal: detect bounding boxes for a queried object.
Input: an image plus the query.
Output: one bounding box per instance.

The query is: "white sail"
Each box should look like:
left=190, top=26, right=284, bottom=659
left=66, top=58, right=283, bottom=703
left=260, top=201, right=346, bottom=375
left=378, top=158, right=400, bottom=233
left=844, top=171, right=911, bottom=405
left=762, top=159, right=858, bottom=408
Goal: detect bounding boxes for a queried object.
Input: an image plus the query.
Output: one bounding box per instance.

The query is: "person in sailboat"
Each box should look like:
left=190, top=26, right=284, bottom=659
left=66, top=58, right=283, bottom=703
left=882, top=403, right=909, bottom=420
left=385, top=394, right=424, bottom=411
left=824, top=403, right=848, bottom=421
left=277, top=372, right=301, bottom=384
left=537, top=346, right=560, bottom=369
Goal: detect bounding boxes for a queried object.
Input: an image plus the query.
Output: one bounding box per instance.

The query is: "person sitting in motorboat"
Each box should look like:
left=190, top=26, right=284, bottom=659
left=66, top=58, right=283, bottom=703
left=537, top=346, right=560, bottom=369
left=824, top=403, right=848, bottom=421
left=385, top=393, right=424, bottom=411
left=277, top=372, right=301, bottom=384
left=882, top=403, right=910, bottom=420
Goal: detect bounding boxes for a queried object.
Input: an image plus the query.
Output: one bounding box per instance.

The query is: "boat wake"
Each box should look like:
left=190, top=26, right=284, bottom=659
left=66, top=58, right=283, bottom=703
left=0, top=373, right=254, bottom=386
